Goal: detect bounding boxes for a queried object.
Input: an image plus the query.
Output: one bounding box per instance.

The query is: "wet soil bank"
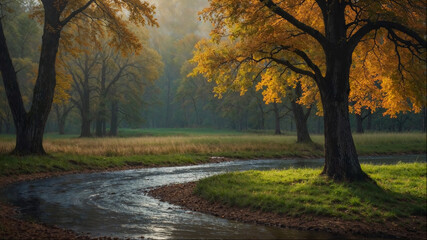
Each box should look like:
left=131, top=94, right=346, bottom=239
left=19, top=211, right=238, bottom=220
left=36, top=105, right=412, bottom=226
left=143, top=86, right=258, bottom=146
left=149, top=182, right=427, bottom=240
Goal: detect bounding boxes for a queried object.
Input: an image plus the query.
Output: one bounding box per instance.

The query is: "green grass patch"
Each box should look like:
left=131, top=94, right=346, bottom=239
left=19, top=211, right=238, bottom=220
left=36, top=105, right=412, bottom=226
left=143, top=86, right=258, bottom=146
left=195, top=163, right=427, bottom=222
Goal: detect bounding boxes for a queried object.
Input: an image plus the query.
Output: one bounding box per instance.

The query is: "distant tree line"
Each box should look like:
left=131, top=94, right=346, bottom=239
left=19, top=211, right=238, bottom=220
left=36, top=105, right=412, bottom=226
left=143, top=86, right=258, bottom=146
left=0, top=0, right=425, bottom=140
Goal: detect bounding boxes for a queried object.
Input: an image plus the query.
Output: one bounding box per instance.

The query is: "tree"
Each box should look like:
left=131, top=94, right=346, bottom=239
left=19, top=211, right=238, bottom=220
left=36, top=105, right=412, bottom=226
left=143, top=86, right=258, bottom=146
left=52, top=60, right=73, bottom=135
left=0, top=0, right=157, bottom=154
left=107, top=46, right=162, bottom=136
left=193, top=0, right=426, bottom=181
left=62, top=49, right=99, bottom=137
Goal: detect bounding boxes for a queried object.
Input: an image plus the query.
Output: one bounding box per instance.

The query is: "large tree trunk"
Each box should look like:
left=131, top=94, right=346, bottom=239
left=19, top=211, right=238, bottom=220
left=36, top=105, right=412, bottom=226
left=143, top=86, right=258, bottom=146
left=318, top=2, right=368, bottom=181
left=0, top=5, right=61, bottom=155
left=321, top=92, right=367, bottom=181
left=109, top=100, right=119, bottom=136
left=80, top=114, right=91, bottom=137
left=14, top=119, right=46, bottom=154
left=291, top=83, right=312, bottom=143
left=319, top=55, right=368, bottom=181
left=291, top=102, right=312, bottom=143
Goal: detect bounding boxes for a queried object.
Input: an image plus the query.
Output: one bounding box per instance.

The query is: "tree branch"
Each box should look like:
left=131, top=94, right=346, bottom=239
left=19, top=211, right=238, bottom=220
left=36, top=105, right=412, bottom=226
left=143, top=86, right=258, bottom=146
left=0, top=18, right=27, bottom=120
left=259, top=0, right=327, bottom=50
left=60, top=0, right=96, bottom=26
left=348, top=20, right=426, bottom=53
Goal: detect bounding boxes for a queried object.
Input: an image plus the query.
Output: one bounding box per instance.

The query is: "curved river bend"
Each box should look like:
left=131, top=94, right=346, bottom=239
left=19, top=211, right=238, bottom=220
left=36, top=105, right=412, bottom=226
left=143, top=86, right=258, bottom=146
left=3, top=155, right=425, bottom=239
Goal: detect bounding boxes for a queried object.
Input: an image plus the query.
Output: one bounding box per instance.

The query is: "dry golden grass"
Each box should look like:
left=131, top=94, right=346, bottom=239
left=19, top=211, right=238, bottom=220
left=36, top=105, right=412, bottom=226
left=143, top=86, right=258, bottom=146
left=0, top=135, right=301, bottom=156
left=0, top=133, right=424, bottom=156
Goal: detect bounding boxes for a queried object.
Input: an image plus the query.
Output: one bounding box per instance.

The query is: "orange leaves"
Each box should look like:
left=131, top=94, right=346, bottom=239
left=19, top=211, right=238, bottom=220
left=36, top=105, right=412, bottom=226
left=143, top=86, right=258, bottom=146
left=32, top=0, right=157, bottom=56
left=350, top=29, right=426, bottom=117
left=53, top=62, right=72, bottom=105
left=191, top=0, right=426, bottom=119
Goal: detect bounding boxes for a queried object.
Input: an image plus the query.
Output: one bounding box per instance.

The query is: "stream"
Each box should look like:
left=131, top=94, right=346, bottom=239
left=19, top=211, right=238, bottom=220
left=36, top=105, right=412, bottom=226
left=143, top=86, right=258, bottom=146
left=2, top=155, right=426, bottom=239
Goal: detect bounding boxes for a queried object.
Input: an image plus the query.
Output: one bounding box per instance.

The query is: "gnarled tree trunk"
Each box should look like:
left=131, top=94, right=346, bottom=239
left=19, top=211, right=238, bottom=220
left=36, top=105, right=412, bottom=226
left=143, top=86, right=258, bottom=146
left=319, top=49, right=368, bottom=181
left=0, top=5, right=61, bottom=155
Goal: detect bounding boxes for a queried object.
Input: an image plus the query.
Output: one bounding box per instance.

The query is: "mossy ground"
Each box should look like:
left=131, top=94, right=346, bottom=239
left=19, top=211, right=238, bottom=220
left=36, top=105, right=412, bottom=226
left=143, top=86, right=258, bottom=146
left=195, top=163, right=426, bottom=223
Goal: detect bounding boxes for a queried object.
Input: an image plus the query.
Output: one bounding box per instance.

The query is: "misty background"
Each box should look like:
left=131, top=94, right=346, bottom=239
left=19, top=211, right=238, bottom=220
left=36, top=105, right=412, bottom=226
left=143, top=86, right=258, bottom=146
left=0, top=0, right=425, bottom=136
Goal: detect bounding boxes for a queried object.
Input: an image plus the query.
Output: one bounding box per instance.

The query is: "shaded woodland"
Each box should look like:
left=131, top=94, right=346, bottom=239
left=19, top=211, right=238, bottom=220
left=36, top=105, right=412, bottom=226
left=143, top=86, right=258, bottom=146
left=0, top=0, right=424, bottom=140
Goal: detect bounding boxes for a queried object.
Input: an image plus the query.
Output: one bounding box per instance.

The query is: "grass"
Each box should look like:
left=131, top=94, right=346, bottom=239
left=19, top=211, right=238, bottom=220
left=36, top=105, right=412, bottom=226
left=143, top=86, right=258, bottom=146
left=0, top=130, right=425, bottom=177
left=195, top=163, right=427, bottom=223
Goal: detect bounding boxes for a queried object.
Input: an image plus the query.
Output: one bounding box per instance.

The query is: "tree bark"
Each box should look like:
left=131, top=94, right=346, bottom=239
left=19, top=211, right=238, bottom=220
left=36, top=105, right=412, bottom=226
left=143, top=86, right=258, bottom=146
left=291, top=83, right=312, bottom=143
left=321, top=93, right=367, bottom=181
left=80, top=115, right=91, bottom=137
left=319, top=51, right=368, bottom=181
left=0, top=4, right=61, bottom=155
left=316, top=2, right=368, bottom=181
left=291, top=102, right=312, bottom=143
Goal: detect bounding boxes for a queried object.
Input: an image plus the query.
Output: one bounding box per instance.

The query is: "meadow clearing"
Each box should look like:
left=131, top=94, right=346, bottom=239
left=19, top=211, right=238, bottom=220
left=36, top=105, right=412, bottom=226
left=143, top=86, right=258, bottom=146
left=0, top=129, right=425, bottom=177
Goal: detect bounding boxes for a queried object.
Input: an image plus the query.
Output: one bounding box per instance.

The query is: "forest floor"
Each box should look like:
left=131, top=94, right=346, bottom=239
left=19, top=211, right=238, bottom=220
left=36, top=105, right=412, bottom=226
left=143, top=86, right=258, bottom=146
left=0, top=130, right=426, bottom=239
left=150, top=163, right=427, bottom=240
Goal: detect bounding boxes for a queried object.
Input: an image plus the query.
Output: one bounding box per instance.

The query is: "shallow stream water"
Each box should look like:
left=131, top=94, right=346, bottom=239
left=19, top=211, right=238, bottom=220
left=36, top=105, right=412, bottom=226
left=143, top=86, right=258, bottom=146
left=3, top=155, right=425, bottom=239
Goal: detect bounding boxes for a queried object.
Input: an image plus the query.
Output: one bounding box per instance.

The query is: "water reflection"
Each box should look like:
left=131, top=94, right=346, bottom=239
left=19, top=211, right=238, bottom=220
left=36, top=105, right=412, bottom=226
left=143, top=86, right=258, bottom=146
left=3, top=155, right=425, bottom=239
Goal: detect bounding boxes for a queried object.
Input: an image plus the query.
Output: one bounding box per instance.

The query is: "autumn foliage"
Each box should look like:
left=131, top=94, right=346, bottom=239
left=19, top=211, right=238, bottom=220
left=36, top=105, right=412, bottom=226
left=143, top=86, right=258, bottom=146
left=191, top=0, right=426, bottom=181
left=192, top=0, right=426, bottom=117
left=0, top=0, right=159, bottom=154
